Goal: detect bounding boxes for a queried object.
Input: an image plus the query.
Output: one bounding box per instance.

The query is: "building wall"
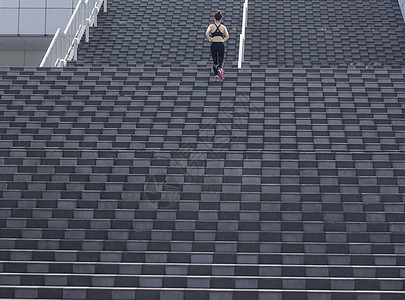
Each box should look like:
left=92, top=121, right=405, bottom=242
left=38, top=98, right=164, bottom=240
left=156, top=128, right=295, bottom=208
left=0, top=0, right=80, bottom=35
left=0, top=50, right=47, bottom=66
left=0, top=0, right=80, bottom=66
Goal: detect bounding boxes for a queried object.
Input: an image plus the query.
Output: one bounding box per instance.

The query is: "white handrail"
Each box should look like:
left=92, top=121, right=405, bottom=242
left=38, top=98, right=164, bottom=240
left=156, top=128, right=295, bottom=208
left=238, top=0, right=248, bottom=69
left=40, top=0, right=106, bottom=67
left=399, top=0, right=405, bottom=22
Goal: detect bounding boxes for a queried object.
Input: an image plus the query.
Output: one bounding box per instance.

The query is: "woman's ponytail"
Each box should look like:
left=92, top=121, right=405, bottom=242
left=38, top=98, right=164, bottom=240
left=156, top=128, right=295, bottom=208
left=214, top=10, right=223, bottom=21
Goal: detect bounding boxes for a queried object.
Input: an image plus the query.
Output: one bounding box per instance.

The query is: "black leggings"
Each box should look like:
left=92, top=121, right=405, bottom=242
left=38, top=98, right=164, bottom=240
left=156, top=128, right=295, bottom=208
left=211, top=42, right=224, bottom=75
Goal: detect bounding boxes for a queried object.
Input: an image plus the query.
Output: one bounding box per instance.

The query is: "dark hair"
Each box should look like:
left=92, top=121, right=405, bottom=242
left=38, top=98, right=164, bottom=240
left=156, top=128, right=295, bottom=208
left=214, top=10, right=223, bottom=21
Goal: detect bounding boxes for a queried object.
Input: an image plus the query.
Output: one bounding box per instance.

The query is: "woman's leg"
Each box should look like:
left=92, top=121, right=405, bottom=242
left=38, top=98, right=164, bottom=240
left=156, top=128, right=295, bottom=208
left=211, top=43, right=219, bottom=75
left=217, top=43, right=225, bottom=80
left=217, top=43, right=225, bottom=70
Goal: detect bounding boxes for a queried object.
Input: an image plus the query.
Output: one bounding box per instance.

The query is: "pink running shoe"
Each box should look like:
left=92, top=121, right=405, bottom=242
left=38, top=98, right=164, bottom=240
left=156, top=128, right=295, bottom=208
left=218, top=68, right=225, bottom=80
left=214, top=75, right=219, bottom=82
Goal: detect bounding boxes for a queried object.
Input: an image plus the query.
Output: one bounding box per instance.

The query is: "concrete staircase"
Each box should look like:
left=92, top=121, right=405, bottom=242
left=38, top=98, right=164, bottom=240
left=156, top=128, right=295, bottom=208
left=244, top=0, right=405, bottom=68
left=75, top=0, right=242, bottom=67
left=1, top=0, right=405, bottom=299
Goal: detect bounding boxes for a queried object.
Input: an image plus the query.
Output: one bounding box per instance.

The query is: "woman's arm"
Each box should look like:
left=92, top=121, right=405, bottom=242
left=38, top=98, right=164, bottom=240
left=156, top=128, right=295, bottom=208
left=222, top=26, right=229, bottom=43
left=205, top=25, right=213, bottom=42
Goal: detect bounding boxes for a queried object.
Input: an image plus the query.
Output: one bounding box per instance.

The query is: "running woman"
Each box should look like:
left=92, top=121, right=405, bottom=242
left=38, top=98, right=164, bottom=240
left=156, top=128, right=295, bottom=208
left=206, top=10, right=229, bottom=82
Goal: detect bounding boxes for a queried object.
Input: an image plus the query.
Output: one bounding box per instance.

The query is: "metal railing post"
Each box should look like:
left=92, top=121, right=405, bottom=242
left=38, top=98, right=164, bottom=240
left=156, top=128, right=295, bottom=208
left=40, top=29, right=61, bottom=67
left=86, top=18, right=90, bottom=42
left=58, top=59, right=66, bottom=67
left=94, top=8, right=98, bottom=26
left=245, top=0, right=249, bottom=27
left=400, top=0, right=405, bottom=22
left=238, top=35, right=242, bottom=69
left=38, top=0, right=110, bottom=67
left=238, top=0, right=248, bottom=68
left=73, top=38, right=78, bottom=61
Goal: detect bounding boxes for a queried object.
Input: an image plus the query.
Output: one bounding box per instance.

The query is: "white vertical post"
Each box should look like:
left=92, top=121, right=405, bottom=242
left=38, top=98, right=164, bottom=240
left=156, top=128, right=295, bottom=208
left=241, top=6, right=244, bottom=36
left=104, top=0, right=107, bottom=13
left=242, top=38, right=245, bottom=63
left=94, top=8, right=98, bottom=26
left=400, top=0, right=405, bottom=22
left=86, top=18, right=90, bottom=42
left=238, top=34, right=244, bottom=69
left=58, top=59, right=66, bottom=67
left=62, top=36, right=66, bottom=60
left=73, top=38, right=78, bottom=61
left=245, top=0, right=249, bottom=27
left=238, top=0, right=248, bottom=68
left=56, top=40, right=59, bottom=66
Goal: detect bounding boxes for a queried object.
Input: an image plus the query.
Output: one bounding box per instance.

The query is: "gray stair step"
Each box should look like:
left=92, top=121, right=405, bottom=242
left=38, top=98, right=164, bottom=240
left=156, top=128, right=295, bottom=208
left=0, top=261, right=404, bottom=278
left=0, top=285, right=404, bottom=300
left=2, top=249, right=405, bottom=264
left=1, top=238, right=405, bottom=252
left=0, top=273, right=403, bottom=291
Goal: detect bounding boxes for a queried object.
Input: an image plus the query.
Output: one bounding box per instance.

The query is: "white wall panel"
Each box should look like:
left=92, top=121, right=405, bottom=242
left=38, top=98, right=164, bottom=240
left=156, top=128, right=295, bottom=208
left=0, top=0, right=20, bottom=8
left=46, top=8, right=72, bottom=34
left=1, top=0, right=77, bottom=66
left=1, top=0, right=85, bottom=35
left=0, top=9, right=19, bottom=34
left=19, top=9, right=46, bottom=34
left=47, top=0, right=74, bottom=9
left=20, top=0, right=46, bottom=8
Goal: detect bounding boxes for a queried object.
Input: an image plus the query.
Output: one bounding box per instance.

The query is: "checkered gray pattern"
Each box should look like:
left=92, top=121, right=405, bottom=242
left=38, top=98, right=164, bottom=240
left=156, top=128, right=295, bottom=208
left=244, top=0, right=405, bottom=68
left=1, top=0, right=405, bottom=299
left=75, top=0, right=242, bottom=67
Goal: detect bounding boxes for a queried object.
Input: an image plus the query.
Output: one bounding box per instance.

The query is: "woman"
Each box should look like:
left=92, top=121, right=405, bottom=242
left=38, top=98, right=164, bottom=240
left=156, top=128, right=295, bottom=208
left=205, top=10, right=229, bottom=82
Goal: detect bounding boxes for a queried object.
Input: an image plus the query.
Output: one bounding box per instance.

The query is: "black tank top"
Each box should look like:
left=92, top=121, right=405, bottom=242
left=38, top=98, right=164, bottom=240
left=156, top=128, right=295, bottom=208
left=211, top=24, right=224, bottom=38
